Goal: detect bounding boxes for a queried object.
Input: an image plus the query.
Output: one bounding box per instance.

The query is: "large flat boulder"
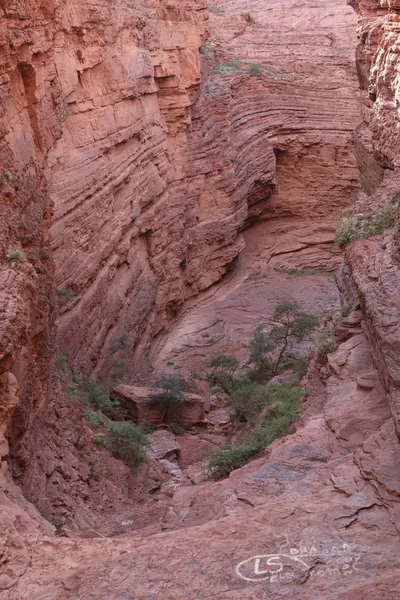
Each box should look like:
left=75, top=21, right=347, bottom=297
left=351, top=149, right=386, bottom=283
left=112, top=385, right=206, bottom=427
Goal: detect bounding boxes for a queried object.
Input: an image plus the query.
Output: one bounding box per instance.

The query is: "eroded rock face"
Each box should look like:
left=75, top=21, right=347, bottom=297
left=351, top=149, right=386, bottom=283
left=337, top=0, right=400, bottom=438
left=3, top=319, right=400, bottom=598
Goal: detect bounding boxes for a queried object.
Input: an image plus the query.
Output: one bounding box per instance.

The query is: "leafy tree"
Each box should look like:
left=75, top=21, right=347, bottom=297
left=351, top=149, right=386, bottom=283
left=247, top=301, right=318, bottom=377
left=207, top=355, right=240, bottom=396
left=147, top=373, right=186, bottom=423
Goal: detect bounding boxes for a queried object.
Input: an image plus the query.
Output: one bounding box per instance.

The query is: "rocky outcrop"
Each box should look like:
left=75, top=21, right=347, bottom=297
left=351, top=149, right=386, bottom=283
left=113, top=384, right=206, bottom=427
left=4, top=319, right=400, bottom=598
left=337, top=0, right=400, bottom=438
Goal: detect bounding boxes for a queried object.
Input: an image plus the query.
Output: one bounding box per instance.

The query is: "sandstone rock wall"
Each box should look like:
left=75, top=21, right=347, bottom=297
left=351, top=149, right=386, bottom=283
left=339, top=0, right=400, bottom=436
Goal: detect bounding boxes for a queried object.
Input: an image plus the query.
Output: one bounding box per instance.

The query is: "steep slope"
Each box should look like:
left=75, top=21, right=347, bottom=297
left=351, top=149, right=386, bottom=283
left=4, top=317, right=400, bottom=599
left=4, top=0, right=400, bottom=597
left=338, top=0, right=400, bottom=436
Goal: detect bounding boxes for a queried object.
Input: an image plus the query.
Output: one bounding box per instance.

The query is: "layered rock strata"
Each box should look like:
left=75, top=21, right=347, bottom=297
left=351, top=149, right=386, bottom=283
left=338, top=0, right=400, bottom=436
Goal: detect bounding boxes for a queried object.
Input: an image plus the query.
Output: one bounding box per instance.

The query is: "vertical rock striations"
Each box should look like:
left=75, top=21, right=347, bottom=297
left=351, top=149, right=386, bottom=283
left=339, top=0, right=400, bottom=436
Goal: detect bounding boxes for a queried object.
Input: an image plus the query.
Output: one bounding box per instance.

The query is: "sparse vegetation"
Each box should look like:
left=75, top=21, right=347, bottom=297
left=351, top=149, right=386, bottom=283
left=78, top=377, right=120, bottom=413
left=92, top=436, right=107, bottom=448
left=200, top=43, right=215, bottom=57
left=57, top=353, right=68, bottom=372
left=108, top=421, right=148, bottom=466
left=6, top=249, right=23, bottom=262
left=208, top=5, right=224, bottom=15
left=335, top=194, right=399, bottom=249
left=207, top=382, right=303, bottom=479
left=55, top=286, right=73, bottom=303
left=247, top=63, right=263, bottom=75
left=291, top=357, right=308, bottom=379
left=341, top=296, right=358, bottom=317
left=84, top=408, right=104, bottom=429
left=246, top=301, right=318, bottom=378
left=147, top=373, right=186, bottom=423
left=213, top=59, right=242, bottom=75
left=278, top=268, right=318, bottom=277
left=167, top=422, right=185, bottom=436
left=315, top=331, right=337, bottom=361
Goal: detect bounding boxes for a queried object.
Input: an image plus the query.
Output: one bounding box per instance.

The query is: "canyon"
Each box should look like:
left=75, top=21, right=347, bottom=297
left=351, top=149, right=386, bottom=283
left=1, top=0, right=400, bottom=597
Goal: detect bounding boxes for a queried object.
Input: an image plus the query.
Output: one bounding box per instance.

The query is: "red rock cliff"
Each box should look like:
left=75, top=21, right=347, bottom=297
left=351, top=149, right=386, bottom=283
left=339, top=0, right=400, bottom=435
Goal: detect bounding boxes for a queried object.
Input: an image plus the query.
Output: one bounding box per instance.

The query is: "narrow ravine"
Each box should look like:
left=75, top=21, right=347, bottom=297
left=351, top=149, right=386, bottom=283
left=2, top=0, right=400, bottom=597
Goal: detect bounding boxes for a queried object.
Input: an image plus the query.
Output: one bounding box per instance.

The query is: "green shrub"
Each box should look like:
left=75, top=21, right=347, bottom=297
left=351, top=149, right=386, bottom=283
left=247, top=63, right=263, bottom=75
left=207, top=441, right=260, bottom=479
left=230, top=380, right=269, bottom=420
left=213, top=59, right=242, bottom=75
left=147, top=373, right=187, bottom=423
left=55, top=287, right=73, bottom=303
left=246, top=301, right=318, bottom=377
left=140, top=423, right=156, bottom=434
left=291, top=357, right=308, bottom=379
left=6, top=249, right=23, bottom=262
left=84, top=408, right=104, bottom=429
left=207, top=383, right=303, bottom=479
left=208, top=5, right=224, bottom=15
left=108, top=421, right=148, bottom=466
left=335, top=198, right=398, bottom=249
left=341, top=296, right=358, bottom=317
left=279, top=268, right=317, bottom=277
left=92, top=435, right=107, bottom=448
left=80, top=378, right=119, bottom=413
left=315, top=332, right=337, bottom=361
left=57, top=353, right=68, bottom=372
left=167, top=422, right=185, bottom=436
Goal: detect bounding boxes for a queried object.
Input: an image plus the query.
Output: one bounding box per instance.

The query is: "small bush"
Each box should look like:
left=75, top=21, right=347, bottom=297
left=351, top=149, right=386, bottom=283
left=208, top=5, right=224, bottom=15
left=336, top=198, right=398, bottom=249
left=57, top=353, right=68, bottom=372
left=230, top=380, right=269, bottom=420
left=207, top=383, right=303, bottom=479
left=148, top=373, right=186, bottom=422
left=213, top=59, right=242, bottom=75
left=167, top=422, right=185, bottom=436
left=140, top=423, right=156, bottom=434
left=92, top=435, right=107, bottom=448
left=108, top=421, right=148, bottom=466
left=84, top=408, right=104, bottom=429
left=315, top=332, right=337, bottom=361
left=6, top=249, right=23, bottom=262
left=55, top=287, right=73, bottom=303
left=247, top=63, right=263, bottom=75
left=200, top=43, right=214, bottom=57
left=291, top=358, right=308, bottom=379
left=279, top=268, right=317, bottom=277
left=80, top=378, right=119, bottom=413
left=207, top=441, right=259, bottom=479
left=341, top=296, right=358, bottom=317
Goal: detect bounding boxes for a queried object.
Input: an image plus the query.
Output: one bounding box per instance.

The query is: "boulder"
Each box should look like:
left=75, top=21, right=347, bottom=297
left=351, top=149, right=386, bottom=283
left=147, top=430, right=180, bottom=461
left=112, top=385, right=206, bottom=428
